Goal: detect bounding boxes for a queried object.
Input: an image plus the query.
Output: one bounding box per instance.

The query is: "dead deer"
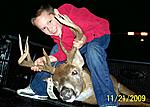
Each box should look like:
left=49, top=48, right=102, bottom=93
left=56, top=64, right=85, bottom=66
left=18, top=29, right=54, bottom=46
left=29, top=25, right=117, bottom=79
left=18, top=26, right=150, bottom=106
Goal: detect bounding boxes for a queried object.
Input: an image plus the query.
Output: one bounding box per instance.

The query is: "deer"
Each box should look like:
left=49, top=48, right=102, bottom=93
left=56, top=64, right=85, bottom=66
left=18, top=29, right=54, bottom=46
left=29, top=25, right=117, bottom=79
left=18, top=24, right=150, bottom=106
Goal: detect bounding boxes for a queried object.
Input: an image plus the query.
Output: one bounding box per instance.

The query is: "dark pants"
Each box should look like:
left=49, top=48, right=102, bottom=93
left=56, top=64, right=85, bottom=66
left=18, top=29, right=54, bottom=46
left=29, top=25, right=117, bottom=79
left=30, top=34, right=118, bottom=107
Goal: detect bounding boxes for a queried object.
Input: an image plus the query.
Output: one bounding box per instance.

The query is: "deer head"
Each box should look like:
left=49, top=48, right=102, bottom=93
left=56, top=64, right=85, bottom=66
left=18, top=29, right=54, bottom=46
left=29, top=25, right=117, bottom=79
left=52, top=50, right=87, bottom=102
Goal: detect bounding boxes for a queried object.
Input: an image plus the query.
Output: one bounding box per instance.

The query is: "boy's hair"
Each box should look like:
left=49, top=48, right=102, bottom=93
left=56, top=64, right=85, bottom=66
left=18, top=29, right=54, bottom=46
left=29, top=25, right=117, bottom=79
left=31, top=3, right=54, bottom=25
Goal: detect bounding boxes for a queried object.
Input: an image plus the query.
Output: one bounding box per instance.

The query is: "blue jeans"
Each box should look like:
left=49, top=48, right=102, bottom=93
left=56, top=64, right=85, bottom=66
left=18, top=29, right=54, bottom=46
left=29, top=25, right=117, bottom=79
left=30, top=34, right=118, bottom=106
left=80, top=34, right=118, bottom=106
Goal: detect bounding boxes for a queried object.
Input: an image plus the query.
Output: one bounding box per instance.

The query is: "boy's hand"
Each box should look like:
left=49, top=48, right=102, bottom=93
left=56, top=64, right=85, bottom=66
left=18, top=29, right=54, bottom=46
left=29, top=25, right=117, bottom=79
left=54, top=9, right=78, bottom=29
left=73, top=35, right=86, bottom=49
left=31, top=55, right=57, bottom=71
left=31, top=56, right=46, bottom=71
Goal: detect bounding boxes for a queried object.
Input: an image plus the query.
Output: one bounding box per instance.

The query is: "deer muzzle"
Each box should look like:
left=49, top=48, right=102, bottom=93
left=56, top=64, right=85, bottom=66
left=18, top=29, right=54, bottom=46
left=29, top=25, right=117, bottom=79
left=60, top=86, right=76, bottom=102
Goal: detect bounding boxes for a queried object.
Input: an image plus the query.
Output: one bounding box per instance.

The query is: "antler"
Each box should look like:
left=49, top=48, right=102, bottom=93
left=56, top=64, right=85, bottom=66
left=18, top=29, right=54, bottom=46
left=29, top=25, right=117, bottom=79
left=60, top=25, right=83, bottom=64
left=18, top=34, right=55, bottom=74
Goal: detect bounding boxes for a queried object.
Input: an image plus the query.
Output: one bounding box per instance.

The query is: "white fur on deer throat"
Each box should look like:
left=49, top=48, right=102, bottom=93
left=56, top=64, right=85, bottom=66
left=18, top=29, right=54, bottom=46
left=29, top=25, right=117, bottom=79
left=46, top=77, right=58, bottom=99
left=75, top=86, right=93, bottom=101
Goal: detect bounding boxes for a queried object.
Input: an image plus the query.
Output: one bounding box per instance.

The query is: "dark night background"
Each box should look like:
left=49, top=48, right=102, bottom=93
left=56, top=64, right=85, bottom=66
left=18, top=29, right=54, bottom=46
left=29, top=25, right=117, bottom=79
left=1, top=0, right=150, bottom=33
left=1, top=0, right=150, bottom=32
left=1, top=1, right=150, bottom=106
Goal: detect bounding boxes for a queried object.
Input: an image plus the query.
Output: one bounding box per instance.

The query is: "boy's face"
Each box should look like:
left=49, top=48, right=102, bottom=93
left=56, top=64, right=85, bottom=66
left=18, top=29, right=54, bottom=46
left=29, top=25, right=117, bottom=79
left=33, top=10, right=62, bottom=36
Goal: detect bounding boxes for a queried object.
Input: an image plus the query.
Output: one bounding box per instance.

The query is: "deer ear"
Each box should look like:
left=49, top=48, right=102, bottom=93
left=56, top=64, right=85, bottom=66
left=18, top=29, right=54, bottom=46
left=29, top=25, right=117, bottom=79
left=72, top=50, right=84, bottom=69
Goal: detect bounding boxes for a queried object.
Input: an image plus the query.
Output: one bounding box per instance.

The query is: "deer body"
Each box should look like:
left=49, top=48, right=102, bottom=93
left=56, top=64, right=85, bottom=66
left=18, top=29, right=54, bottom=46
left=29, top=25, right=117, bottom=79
left=49, top=61, right=136, bottom=105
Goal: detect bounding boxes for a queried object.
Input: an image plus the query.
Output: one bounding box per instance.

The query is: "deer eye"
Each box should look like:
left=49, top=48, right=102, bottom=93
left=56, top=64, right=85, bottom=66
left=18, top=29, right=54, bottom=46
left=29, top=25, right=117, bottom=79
left=72, top=70, right=78, bottom=75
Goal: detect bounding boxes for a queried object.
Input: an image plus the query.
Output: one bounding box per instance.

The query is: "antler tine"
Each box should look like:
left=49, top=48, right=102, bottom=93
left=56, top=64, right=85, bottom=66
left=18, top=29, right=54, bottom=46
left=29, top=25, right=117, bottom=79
left=68, top=27, right=83, bottom=63
left=24, top=36, right=29, bottom=54
left=25, top=36, right=33, bottom=62
left=18, top=35, right=30, bottom=64
left=59, top=39, right=74, bottom=63
left=59, top=26, right=83, bottom=64
left=42, top=48, right=55, bottom=72
left=43, top=48, right=50, bottom=65
left=18, top=35, right=55, bottom=74
left=19, top=34, right=23, bottom=55
left=59, top=39, right=69, bottom=58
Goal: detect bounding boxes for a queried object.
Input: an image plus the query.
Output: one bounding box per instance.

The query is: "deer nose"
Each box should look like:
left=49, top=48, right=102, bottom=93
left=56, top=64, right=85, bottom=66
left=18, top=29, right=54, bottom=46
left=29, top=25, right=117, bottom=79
left=60, top=86, right=75, bottom=101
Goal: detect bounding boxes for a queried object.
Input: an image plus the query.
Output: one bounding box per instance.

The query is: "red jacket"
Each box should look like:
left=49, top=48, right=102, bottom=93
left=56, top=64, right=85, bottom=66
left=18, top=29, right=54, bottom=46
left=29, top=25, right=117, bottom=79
left=51, top=3, right=110, bottom=61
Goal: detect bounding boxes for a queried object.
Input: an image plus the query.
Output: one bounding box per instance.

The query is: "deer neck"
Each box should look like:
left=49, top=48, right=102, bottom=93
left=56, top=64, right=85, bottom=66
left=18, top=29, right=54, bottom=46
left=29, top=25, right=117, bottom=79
left=81, top=70, right=93, bottom=91
left=75, top=70, right=94, bottom=101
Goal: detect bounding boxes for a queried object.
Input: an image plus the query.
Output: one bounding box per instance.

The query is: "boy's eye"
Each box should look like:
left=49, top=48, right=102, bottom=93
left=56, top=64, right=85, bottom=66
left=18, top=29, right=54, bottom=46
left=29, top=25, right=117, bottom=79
left=42, top=27, right=46, bottom=31
left=48, top=20, right=52, bottom=23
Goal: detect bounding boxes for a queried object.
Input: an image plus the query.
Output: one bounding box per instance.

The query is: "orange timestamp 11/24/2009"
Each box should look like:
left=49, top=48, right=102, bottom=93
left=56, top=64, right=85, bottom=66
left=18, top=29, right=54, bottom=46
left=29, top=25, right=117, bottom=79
left=107, top=94, right=146, bottom=102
